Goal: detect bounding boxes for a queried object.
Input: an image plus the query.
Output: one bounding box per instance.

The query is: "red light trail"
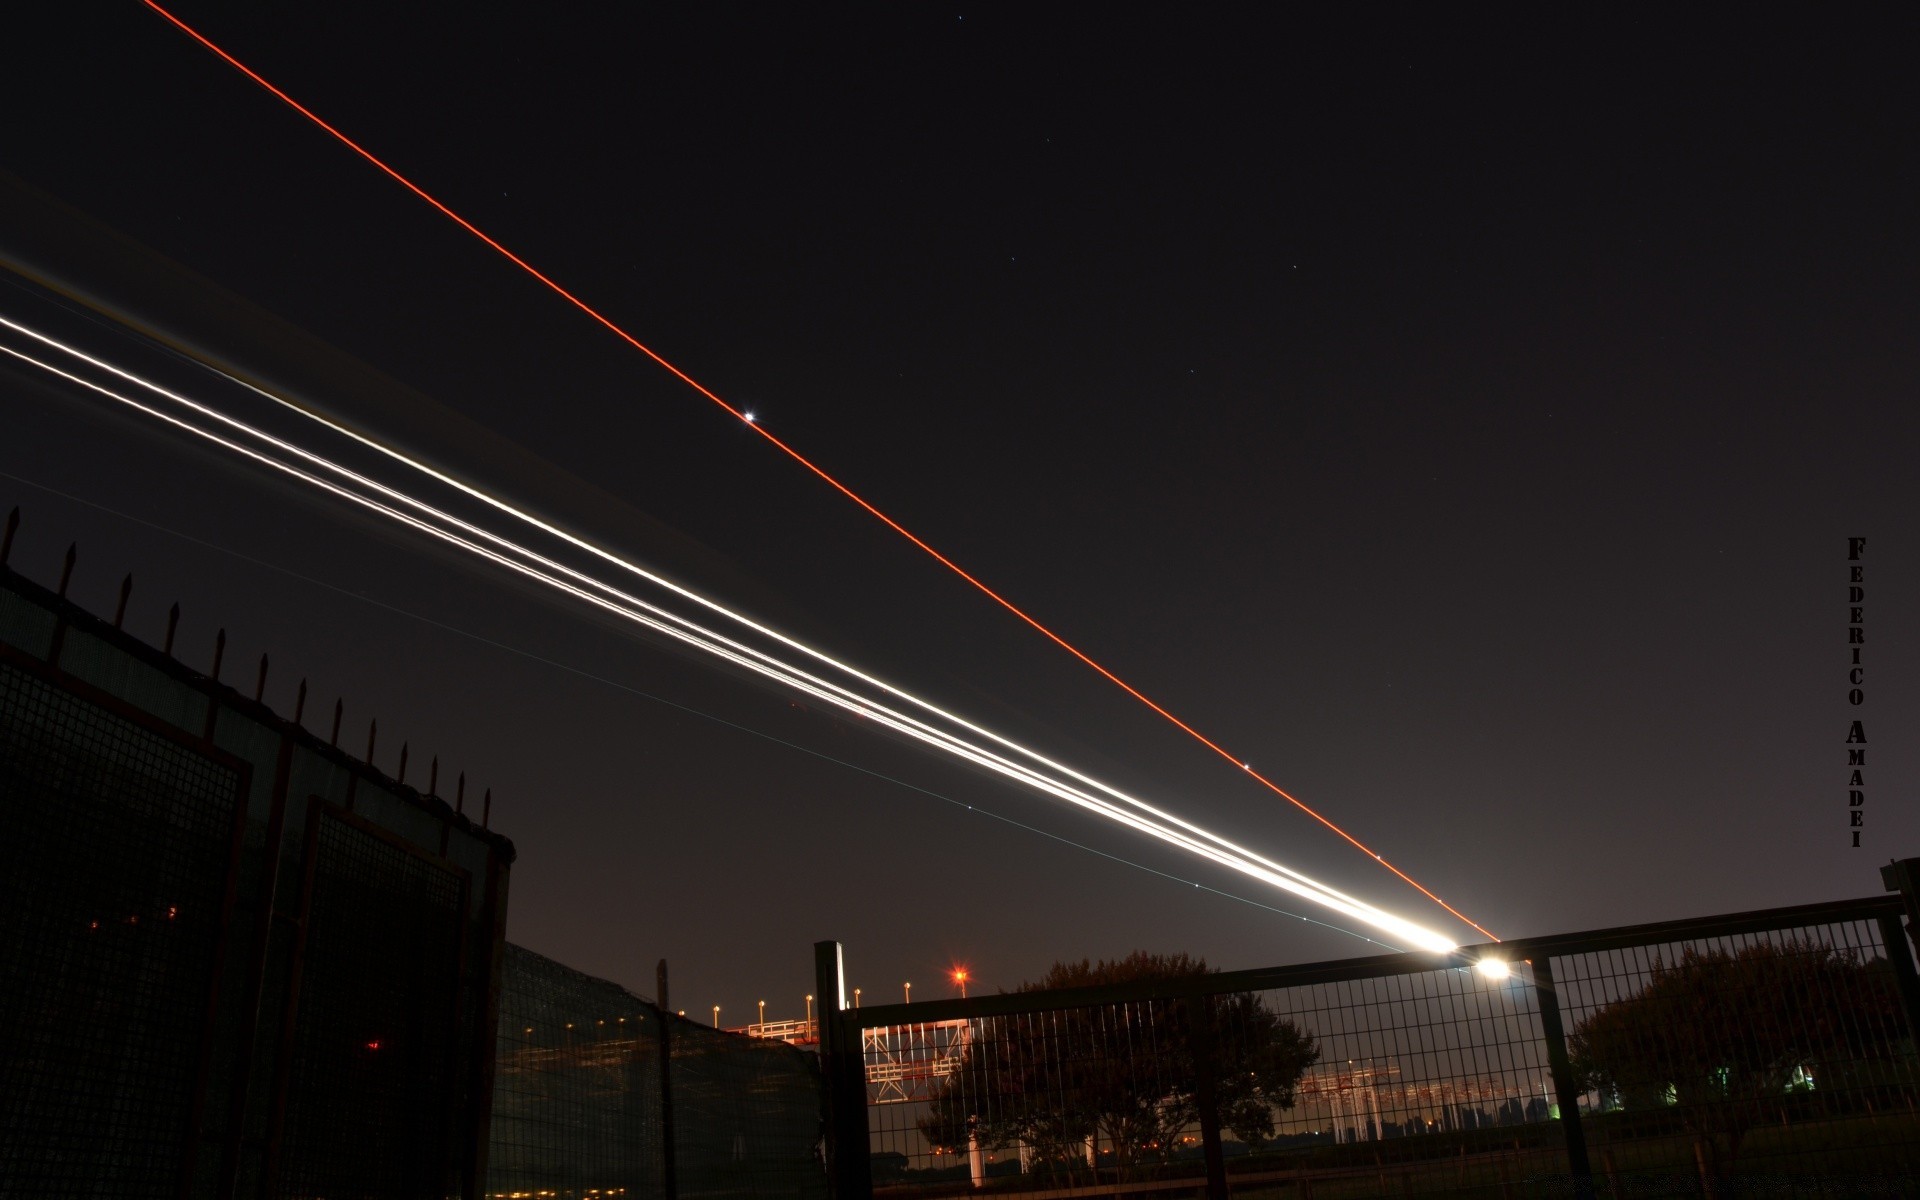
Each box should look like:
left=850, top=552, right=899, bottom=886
left=143, top=0, right=1496, bottom=941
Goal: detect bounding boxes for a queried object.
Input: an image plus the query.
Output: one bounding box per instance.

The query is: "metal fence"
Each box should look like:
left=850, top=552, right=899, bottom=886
left=10, top=526, right=1920, bottom=1200
left=0, top=552, right=514, bottom=1198
left=488, top=943, right=829, bottom=1200
left=819, top=894, right=1920, bottom=1200
left=0, top=525, right=835, bottom=1200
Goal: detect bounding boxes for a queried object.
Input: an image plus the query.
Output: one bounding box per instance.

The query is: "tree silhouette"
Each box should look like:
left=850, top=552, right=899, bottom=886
left=1568, top=938, right=1905, bottom=1184
left=919, top=953, right=1317, bottom=1178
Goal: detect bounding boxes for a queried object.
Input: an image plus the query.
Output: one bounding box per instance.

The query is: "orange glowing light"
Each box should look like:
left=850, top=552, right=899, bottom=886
left=144, top=0, right=1494, bottom=942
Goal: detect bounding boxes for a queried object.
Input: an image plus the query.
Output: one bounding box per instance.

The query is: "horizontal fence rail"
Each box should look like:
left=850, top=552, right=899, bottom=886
left=823, top=894, right=1920, bottom=1200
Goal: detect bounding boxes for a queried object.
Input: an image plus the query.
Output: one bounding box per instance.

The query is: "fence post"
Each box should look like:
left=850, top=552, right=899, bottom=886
left=1188, top=994, right=1229, bottom=1200
left=1531, top=957, right=1592, bottom=1198
left=1879, top=862, right=1920, bottom=1046
left=1881, top=859, right=1920, bottom=958
left=816, top=941, right=872, bottom=1200
left=1874, top=913, right=1920, bottom=1042
left=657, top=960, right=678, bottom=1200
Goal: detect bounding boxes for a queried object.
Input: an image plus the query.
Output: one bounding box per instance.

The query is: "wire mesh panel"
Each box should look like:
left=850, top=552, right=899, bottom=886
left=1551, top=918, right=1920, bottom=1195
left=874, top=966, right=1566, bottom=1200
left=1237, top=968, right=1564, bottom=1196
left=897, top=998, right=1210, bottom=1192
left=671, top=1017, right=828, bottom=1200
left=0, top=563, right=514, bottom=1199
left=488, top=944, right=665, bottom=1198
left=486, top=947, right=828, bottom=1200
left=273, top=806, right=469, bottom=1199
left=0, top=655, right=244, bottom=1199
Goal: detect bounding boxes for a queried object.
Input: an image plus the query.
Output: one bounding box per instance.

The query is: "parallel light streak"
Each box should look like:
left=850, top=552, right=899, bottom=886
left=0, top=315, right=1461, bottom=954
left=141, top=0, right=1497, bottom=941
left=0, top=311, right=1437, bottom=945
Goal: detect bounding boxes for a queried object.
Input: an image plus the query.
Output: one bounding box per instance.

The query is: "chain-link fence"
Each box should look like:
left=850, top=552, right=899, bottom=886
left=489, top=944, right=828, bottom=1200
left=828, top=898, right=1920, bottom=1200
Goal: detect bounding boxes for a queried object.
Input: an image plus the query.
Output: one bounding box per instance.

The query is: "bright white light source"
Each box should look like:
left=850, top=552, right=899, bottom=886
left=1475, top=958, right=1510, bottom=981
left=743, top=411, right=756, bottom=423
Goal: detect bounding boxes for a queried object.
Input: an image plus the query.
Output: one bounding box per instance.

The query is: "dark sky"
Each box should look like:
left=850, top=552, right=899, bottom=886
left=2, top=5, right=1915, bottom=1023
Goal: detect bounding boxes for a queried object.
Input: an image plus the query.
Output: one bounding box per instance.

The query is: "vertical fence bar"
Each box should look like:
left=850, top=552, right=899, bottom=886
left=1189, top=993, right=1229, bottom=1200
left=47, top=545, right=75, bottom=665
left=1532, top=956, right=1592, bottom=1197
left=1875, top=913, right=1920, bottom=1042
left=656, top=960, right=678, bottom=1200
left=464, top=852, right=511, bottom=1200
left=214, top=717, right=299, bottom=1198
left=1883, top=858, right=1920, bottom=958
left=816, top=941, right=871, bottom=1200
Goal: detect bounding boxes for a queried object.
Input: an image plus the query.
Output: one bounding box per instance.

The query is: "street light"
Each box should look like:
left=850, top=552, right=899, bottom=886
left=712, top=1005, right=720, bottom=1028
left=854, top=988, right=861, bottom=1008
left=951, top=967, right=969, bottom=998
left=904, top=981, right=912, bottom=1004
left=758, top=999, right=766, bottom=1026
left=806, top=994, right=814, bottom=1023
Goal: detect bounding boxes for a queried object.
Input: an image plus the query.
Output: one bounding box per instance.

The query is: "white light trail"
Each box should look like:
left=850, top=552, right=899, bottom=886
left=0, top=315, right=1462, bottom=953
left=176, top=339, right=1440, bottom=937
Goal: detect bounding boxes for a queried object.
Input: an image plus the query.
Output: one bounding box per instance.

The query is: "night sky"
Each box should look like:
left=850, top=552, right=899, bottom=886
left=2, top=6, right=1915, bottom=1024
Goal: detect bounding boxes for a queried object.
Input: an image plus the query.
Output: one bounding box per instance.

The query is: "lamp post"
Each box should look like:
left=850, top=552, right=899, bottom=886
left=854, top=988, right=861, bottom=1009
left=806, top=994, right=814, bottom=1024
left=952, top=967, right=969, bottom=999
left=758, top=999, right=766, bottom=1027
left=904, top=981, right=912, bottom=1004
left=712, top=1005, right=720, bottom=1028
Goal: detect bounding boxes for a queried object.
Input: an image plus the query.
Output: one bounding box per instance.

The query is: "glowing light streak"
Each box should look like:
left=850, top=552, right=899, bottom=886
left=7, top=313, right=1416, bottom=940
left=0, top=465, right=1410, bottom=951
left=143, top=0, right=1497, bottom=941
left=0, top=321, right=1460, bottom=953
left=9, top=324, right=1377, bottom=929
